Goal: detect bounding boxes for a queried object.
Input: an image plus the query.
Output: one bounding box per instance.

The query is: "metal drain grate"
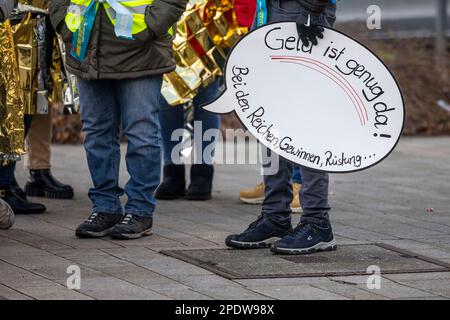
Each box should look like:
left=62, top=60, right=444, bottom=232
left=161, top=243, right=450, bottom=279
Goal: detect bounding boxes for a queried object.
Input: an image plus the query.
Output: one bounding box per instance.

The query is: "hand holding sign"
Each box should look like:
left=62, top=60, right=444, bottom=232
left=203, top=22, right=405, bottom=173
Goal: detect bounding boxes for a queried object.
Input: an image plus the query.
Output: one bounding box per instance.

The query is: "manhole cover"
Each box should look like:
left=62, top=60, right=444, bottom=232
left=161, top=244, right=450, bottom=279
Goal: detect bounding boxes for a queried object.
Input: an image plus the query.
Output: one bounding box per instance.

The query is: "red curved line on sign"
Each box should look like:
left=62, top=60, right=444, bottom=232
left=288, top=56, right=369, bottom=122
left=278, top=60, right=364, bottom=126
left=272, top=56, right=369, bottom=123
left=273, top=57, right=366, bottom=124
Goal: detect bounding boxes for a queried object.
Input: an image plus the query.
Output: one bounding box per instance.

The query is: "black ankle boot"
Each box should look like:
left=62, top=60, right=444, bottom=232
left=155, top=165, right=186, bottom=200
left=0, top=186, right=46, bottom=215
left=10, top=175, right=26, bottom=199
left=185, top=164, right=214, bottom=201
left=25, top=169, right=74, bottom=199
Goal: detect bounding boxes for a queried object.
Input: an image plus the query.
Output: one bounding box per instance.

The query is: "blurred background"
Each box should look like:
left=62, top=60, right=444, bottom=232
left=52, top=0, right=450, bottom=144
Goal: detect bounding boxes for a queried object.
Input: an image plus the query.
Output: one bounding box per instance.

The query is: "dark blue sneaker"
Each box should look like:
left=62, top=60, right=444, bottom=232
left=271, top=223, right=337, bottom=255
left=225, top=215, right=291, bottom=249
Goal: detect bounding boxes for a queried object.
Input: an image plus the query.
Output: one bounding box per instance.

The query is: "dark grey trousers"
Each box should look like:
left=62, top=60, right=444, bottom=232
left=261, top=0, right=336, bottom=226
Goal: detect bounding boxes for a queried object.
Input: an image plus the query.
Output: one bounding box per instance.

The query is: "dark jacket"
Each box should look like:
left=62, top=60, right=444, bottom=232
left=0, top=0, right=16, bottom=22
left=297, top=0, right=335, bottom=15
left=49, top=0, right=189, bottom=80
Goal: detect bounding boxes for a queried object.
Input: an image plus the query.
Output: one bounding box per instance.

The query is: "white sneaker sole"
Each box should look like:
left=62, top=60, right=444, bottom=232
left=76, top=227, right=114, bottom=238
left=272, top=239, right=337, bottom=255
left=227, top=236, right=281, bottom=248
left=110, top=228, right=153, bottom=240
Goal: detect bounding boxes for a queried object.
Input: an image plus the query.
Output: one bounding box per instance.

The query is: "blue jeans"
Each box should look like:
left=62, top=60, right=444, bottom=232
left=0, top=115, right=33, bottom=187
left=159, top=79, right=221, bottom=165
left=78, top=76, right=163, bottom=217
left=261, top=0, right=336, bottom=226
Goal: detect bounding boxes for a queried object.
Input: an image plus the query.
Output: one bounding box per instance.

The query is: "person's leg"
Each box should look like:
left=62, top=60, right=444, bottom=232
left=154, top=96, right=186, bottom=199
left=186, top=79, right=221, bottom=200
left=0, top=162, right=15, bottom=188
left=75, top=79, right=124, bottom=238
left=299, top=167, right=330, bottom=226
left=270, top=0, right=337, bottom=254
left=226, top=148, right=292, bottom=248
left=0, top=115, right=46, bottom=214
left=159, top=97, right=185, bottom=166
left=110, top=75, right=163, bottom=239
left=192, top=79, right=221, bottom=165
left=24, top=111, right=52, bottom=170
left=24, top=107, right=74, bottom=199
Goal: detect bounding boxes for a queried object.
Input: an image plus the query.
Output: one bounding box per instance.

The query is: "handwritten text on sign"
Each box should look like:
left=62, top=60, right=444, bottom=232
left=203, top=22, right=404, bottom=173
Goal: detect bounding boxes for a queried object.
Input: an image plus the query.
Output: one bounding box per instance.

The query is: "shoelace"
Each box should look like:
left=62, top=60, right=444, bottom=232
left=290, top=223, right=311, bottom=237
left=120, top=214, right=134, bottom=225
left=245, top=215, right=265, bottom=232
left=86, top=212, right=99, bottom=223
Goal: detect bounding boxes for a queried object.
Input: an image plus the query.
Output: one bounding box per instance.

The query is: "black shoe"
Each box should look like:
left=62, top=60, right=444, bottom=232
left=0, top=187, right=46, bottom=215
left=271, top=223, right=337, bottom=255
left=155, top=165, right=186, bottom=200
left=185, top=164, right=214, bottom=201
left=110, top=214, right=153, bottom=240
left=225, top=214, right=292, bottom=249
left=75, top=212, right=123, bottom=238
left=10, top=176, right=26, bottom=199
left=25, top=169, right=74, bottom=199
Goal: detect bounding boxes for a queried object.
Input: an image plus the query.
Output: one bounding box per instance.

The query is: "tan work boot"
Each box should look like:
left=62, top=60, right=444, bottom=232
left=291, top=183, right=303, bottom=213
left=239, top=182, right=265, bottom=204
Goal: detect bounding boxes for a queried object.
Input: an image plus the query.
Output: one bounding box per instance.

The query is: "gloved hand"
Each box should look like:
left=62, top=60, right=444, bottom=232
left=296, top=13, right=324, bottom=47
left=0, top=0, right=15, bottom=23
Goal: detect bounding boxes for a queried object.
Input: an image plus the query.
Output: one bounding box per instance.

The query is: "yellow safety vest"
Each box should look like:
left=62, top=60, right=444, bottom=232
left=65, top=0, right=156, bottom=36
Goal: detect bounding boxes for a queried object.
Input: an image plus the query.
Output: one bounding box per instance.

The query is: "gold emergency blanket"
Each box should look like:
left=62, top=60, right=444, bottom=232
left=162, top=0, right=248, bottom=106
left=0, top=20, right=25, bottom=161
left=0, top=0, right=63, bottom=160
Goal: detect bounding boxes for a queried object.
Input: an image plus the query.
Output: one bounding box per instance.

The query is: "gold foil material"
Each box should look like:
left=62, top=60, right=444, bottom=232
left=1, top=1, right=63, bottom=159
left=0, top=20, right=25, bottom=161
left=162, top=0, right=249, bottom=106
left=13, top=13, right=38, bottom=115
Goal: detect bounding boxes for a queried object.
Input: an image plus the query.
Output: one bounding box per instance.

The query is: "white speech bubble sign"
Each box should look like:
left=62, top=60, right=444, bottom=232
left=203, top=22, right=405, bottom=173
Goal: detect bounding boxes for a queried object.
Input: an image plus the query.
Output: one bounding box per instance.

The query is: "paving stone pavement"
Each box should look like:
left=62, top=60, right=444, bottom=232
left=0, top=137, right=449, bottom=300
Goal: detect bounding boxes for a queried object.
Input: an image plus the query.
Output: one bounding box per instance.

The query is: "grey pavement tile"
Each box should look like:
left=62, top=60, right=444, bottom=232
left=250, top=285, right=348, bottom=300
left=0, top=235, right=53, bottom=257
left=377, top=239, right=450, bottom=261
left=12, top=284, right=93, bottom=300
left=236, top=277, right=333, bottom=287
left=384, top=272, right=450, bottom=282
left=388, top=279, right=450, bottom=298
left=103, top=247, right=213, bottom=277
left=0, top=229, right=72, bottom=251
left=75, top=276, right=172, bottom=300
left=356, top=281, right=436, bottom=299
left=14, top=285, right=93, bottom=300
left=394, top=296, right=448, bottom=300
left=0, top=284, right=34, bottom=300
left=189, top=285, right=272, bottom=300
left=0, top=260, right=62, bottom=288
